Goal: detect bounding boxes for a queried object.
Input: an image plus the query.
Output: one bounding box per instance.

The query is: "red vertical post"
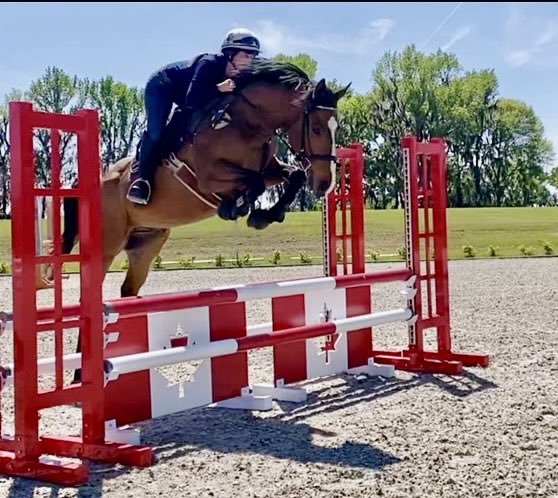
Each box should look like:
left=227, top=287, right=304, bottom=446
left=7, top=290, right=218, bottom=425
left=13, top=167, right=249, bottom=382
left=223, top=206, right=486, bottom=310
left=76, top=109, right=107, bottom=446
left=9, top=102, right=42, bottom=464
left=400, top=136, right=424, bottom=360
left=321, top=144, right=372, bottom=371
left=372, top=136, right=489, bottom=374
left=402, top=137, right=452, bottom=368
left=0, top=102, right=154, bottom=487
left=349, top=144, right=365, bottom=275
left=430, top=138, right=452, bottom=354
left=323, top=144, right=365, bottom=277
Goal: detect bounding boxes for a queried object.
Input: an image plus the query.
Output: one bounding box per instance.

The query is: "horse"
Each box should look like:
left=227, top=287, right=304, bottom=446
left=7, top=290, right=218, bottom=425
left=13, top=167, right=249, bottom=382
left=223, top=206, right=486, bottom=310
left=61, top=59, right=351, bottom=299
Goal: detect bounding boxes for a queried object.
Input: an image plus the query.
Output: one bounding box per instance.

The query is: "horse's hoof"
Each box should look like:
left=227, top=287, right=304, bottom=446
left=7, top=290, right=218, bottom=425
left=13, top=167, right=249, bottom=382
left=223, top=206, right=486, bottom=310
left=236, top=198, right=251, bottom=218
left=271, top=208, right=285, bottom=224
left=218, top=196, right=250, bottom=221
left=247, top=206, right=286, bottom=230
left=218, top=198, right=236, bottom=220
left=247, top=209, right=271, bottom=230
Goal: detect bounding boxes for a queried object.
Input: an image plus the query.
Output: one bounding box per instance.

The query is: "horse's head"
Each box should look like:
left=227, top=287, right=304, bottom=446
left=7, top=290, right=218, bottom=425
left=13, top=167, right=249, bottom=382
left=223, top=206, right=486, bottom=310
left=232, top=60, right=351, bottom=197
left=285, top=79, right=351, bottom=197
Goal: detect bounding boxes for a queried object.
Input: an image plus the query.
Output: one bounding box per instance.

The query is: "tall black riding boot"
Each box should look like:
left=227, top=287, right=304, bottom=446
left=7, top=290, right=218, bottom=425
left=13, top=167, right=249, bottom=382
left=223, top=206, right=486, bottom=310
left=127, top=133, right=161, bottom=205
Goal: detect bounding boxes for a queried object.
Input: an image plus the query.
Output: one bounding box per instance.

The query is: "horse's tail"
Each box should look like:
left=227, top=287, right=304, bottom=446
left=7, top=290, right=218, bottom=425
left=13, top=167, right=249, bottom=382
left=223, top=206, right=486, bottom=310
left=62, top=195, right=79, bottom=254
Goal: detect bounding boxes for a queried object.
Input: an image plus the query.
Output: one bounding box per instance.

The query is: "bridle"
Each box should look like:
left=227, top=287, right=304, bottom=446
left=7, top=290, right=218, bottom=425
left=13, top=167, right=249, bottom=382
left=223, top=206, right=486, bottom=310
left=287, top=100, right=338, bottom=171
left=234, top=87, right=338, bottom=173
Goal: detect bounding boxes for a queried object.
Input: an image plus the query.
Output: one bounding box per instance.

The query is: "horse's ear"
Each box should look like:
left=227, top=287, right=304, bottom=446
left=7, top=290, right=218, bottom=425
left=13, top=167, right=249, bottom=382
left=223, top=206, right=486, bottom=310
left=334, top=82, right=352, bottom=102
left=313, top=78, right=326, bottom=98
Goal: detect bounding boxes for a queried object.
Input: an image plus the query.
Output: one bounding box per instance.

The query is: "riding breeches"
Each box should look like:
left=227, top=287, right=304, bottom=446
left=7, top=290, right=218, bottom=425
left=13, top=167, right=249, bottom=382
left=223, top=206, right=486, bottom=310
left=138, top=73, right=175, bottom=182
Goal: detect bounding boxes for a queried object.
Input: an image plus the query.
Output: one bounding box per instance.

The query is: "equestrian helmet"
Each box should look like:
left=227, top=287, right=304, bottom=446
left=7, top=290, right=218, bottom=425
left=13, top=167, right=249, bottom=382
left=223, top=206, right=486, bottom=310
left=221, top=28, right=260, bottom=55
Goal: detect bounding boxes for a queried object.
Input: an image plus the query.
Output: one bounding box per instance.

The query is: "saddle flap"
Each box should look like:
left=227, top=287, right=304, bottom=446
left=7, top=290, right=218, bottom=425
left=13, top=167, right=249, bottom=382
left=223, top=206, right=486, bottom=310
left=162, top=154, right=222, bottom=210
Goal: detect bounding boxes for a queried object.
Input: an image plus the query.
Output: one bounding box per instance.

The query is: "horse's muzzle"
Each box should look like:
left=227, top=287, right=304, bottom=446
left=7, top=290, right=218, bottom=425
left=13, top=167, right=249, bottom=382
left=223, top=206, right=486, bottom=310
left=315, top=179, right=333, bottom=197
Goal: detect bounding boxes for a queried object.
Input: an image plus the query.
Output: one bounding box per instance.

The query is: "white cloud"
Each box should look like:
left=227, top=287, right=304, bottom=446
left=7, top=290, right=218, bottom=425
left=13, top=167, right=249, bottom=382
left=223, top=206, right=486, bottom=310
left=505, top=49, right=532, bottom=68
left=252, top=18, right=395, bottom=57
left=504, top=5, right=558, bottom=68
left=534, top=24, right=558, bottom=47
left=252, top=20, right=284, bottom=54
left=368, top=18, right=396, bottom=42
left=441, top=25, right=472, bottom=51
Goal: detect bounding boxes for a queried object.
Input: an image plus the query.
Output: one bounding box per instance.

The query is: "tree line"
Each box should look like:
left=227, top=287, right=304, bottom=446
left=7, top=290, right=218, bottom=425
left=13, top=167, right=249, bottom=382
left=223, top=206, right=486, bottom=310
left=1, top=45, right=557, bottom=217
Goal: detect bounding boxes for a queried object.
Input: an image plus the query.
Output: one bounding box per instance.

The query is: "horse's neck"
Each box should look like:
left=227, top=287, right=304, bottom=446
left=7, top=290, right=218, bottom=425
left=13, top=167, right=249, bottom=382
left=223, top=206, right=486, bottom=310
left=241, top=85, right=303, bottom=130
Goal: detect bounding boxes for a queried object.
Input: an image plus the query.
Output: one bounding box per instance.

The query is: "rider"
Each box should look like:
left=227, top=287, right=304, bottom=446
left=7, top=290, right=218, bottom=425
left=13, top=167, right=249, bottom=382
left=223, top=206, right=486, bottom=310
left=127, top=28, right=261, bottom=205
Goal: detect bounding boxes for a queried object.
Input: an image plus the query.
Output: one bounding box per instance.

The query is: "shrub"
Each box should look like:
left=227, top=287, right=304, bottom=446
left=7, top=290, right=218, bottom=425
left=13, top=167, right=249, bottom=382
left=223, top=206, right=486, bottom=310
left=178, top=256, right=196, bottom=268
left=542, top=241, right=554, bottom=255
left=300, top=251, right=312, bottom=264
left=270, top=249, right=282, bottom=265
left=488, top=245, right=499, bottom=257
left=519, top=245, right=534, bottom=256
left=233, top=251, right=253, bottom=268
left=463, top=244, right=476, bottom=258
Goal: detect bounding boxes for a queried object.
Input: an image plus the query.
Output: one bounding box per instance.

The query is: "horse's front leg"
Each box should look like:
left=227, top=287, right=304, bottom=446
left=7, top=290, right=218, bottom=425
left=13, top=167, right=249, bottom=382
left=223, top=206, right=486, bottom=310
left=247, top=157, right=307, bottom=230
left=196, top=159, right=266, bottom=221
left=260, top=155, right=297, bottom=187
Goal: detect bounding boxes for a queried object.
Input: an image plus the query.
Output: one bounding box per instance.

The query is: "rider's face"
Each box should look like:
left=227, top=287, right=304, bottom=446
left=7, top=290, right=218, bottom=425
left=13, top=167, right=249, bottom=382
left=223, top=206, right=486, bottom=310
left=232, top=51, right=255, bottom=71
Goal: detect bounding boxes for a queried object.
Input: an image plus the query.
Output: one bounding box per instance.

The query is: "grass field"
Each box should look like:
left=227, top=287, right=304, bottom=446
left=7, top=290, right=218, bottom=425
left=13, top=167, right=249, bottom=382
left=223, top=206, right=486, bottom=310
left=0, top=206, right=556, bottom=273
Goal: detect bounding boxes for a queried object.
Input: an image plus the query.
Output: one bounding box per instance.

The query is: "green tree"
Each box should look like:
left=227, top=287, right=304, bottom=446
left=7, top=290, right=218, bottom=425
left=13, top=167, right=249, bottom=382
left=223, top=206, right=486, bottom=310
left=365, top=45, right=461, bottom=207
left=440, top=70, right=499, bottom=206
left=25, top=66, right=88, bottom=186
left=0, top=102, right=10, bottom=217
left=488, top=99, right=554, bottom=206
left=272, top=53, right=318, bottom=79
left=84, top=76, right=145, bottom=169
left=548, top=166, right=558, bottom=189
left=0, top=90, right=24, bottom=217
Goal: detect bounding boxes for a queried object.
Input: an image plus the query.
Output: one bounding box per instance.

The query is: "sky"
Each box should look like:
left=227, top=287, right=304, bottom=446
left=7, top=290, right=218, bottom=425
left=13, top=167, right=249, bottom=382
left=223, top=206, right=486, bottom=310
left=1, top=2, right=558, bottom=168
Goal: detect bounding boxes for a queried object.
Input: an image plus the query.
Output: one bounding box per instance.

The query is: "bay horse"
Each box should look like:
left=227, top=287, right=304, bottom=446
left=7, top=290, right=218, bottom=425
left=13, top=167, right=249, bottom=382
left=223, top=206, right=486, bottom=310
left=61, top=60, right=351, bottom=299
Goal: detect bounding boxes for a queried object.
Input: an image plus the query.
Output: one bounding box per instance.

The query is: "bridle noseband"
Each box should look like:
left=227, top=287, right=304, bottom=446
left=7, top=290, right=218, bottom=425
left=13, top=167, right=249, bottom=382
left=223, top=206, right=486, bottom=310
left=290, top=101, right=338, bottom=171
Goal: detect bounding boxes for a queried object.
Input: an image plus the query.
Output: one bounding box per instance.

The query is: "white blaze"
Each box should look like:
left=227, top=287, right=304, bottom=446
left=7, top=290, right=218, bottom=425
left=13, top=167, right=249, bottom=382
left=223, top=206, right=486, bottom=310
left=324, top=116, right=338, bottom=195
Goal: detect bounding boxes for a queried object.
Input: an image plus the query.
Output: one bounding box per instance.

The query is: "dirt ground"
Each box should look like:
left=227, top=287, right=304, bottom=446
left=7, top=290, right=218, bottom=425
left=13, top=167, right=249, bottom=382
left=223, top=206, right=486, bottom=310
left=0, top=258, right=556, bottom=498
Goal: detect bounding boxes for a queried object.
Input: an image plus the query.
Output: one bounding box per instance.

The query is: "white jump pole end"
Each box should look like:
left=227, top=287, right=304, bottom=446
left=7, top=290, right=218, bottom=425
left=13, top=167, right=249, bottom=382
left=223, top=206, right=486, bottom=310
left=346, top=358, right=395, bottom=379
left=103, top=419, right=141, bottom=446
left=252, top=379, right=308, bottom=403
left=209, top=386, right=274, bottom=411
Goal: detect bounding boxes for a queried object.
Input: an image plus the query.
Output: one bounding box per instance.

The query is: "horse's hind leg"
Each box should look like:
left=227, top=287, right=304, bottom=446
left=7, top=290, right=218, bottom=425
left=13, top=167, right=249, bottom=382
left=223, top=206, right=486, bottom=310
left=121, top=228, right=171, bottom=297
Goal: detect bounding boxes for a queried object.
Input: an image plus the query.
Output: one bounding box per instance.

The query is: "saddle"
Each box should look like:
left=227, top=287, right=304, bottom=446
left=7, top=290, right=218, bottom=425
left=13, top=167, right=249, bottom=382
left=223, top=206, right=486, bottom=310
left=133, top=94, right=235, bottom=171
left=162, top=96, right=235, bottom=158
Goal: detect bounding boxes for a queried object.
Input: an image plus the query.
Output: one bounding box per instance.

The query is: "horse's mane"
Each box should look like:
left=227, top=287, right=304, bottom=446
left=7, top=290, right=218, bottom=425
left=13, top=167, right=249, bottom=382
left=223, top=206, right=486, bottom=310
left=234, top=59, right=314, bottom=93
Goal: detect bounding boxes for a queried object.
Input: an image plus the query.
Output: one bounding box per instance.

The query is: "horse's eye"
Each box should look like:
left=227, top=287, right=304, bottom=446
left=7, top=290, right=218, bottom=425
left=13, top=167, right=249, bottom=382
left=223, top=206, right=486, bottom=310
left=312, top=126, right=321, bottom=135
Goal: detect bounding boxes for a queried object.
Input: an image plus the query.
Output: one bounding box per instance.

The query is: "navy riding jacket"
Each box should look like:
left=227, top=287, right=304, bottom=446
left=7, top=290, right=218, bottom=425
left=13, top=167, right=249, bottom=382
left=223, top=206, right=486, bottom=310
left=156, top=53, right=229, bottom=110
